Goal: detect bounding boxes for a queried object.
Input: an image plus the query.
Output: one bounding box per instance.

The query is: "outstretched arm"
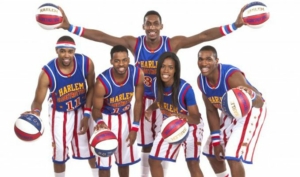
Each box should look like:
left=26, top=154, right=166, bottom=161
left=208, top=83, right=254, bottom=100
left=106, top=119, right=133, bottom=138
left=170, top=6, right=246, bottom=52
left=30, top=70, right=50, bottom=116
left=58, top=7, right=137, bottom=53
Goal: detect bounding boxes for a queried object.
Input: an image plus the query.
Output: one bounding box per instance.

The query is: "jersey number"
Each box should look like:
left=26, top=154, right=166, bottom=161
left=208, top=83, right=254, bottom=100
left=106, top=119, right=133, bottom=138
left=66, top=97, right=81, bottom=111
left=144, top=76, right=152, bottom=87
left=112, top=105, right=130, bottom=114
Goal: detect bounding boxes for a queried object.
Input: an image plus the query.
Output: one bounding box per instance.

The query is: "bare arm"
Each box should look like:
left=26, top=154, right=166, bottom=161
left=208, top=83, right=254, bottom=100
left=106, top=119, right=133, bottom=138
left=30, top=70, right=50, bottom=115
left=184, top=105, right=201, bottom=125
left=133, top=70, right=145, bottom=123
left=169, top=6, right=246, bottom=52
left=92, top=79, right=106, bottom=122
left=85, top=58, right=95, bottom=109
left=58, top=7, right=137, bottom=53
left=146, top=101, right=159, bottom=112
left=227, top=71, right=264, bottom=108
left=202, top=93, right=221, bottom=132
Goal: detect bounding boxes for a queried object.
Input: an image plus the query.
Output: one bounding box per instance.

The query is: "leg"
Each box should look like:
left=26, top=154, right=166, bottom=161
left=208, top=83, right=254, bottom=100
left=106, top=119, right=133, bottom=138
left=138, top=98, right=164, bottom=177
left=49, top=107, right=73, bottom=177
left=186, top=160, right=203, bottom=177
left=88, top=157, right=98, bottom=177
left=149, top=158, right=164, bottom=177
left=118, top=166, right=129, bottom=177
left=53, top=163, right=66, bottom=174
left=227, top=160, right=245, bottom=177
left=207, top=156, right=228, bottom=176
left=184, top=123, right=205, bottom=177
left=71, top=108, right=97, bottom=176
left=141, top=146, right=152, bottom=177
left=99, top=169, right=110, bottom=177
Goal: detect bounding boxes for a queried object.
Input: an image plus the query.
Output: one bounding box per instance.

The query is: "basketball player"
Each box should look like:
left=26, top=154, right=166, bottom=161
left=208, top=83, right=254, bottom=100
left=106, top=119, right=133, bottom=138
left=56, top=6, right=246, bottom=176
left=24, top=36, right=98, bottom=177
left=92, top=45, right=144, bottom=177
left=145, top=52, right=204, bottom=177
left=197, top=45, right=267, bottom=177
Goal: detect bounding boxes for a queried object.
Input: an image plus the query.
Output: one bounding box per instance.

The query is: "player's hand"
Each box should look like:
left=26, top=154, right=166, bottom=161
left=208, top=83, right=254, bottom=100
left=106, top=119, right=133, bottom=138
left=21, top=111, right=40, bottom=117
left=57, top=6, right=70, bottom=30
left=78, top=117, right=89, bottom=135
left=94, top=122, right=108, bottom=131
left=126, top=131, right=137, bottom=147
left=237, top=86, right=255, bottom=98
left=213, top=144, right=225, bottom=161
left=145, top=109, right=152, bottom=122
left=235, top=4, right=248, bottom=28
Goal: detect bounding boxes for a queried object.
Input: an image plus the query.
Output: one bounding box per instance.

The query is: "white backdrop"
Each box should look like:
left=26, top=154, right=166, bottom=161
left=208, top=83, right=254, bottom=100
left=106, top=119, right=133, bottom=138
left=0, top=0, right=298, bottom=176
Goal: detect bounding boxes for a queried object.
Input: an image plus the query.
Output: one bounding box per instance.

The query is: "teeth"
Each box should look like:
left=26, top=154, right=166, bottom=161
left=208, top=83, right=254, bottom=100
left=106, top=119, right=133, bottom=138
left=201, top=68, right=209, bottom=72
left=119, top=68, right=125, bottom=71
left=162, top=74, right=169, bottom=78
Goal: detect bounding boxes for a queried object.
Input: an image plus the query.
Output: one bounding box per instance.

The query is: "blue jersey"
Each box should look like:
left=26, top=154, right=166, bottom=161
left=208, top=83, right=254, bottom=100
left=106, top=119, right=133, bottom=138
left=153, top=79, right=197, bottom=120
left=43, top=53, right=89, bottom=112
left=97, top=64, right=141, bottom=115
left=197, top=64, right=255, bottom=110
left=134, top=35, right=171, bottom=98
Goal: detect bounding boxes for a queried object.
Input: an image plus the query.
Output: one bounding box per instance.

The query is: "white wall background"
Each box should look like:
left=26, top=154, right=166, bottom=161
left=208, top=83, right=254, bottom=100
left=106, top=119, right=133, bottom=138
left=0, top=0, right=298, bottom=176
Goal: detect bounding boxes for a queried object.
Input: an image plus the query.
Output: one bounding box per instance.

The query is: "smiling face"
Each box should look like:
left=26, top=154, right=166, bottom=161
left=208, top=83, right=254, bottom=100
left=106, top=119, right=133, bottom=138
left=198, top=50, right=219, bottom=77
left=143, top=14, right=163, bottom=41
left=56, top=47, right=75, bottom=67
left=160, top=57, right=175, bottom=87
left=111, top=51, right=130, bottom=75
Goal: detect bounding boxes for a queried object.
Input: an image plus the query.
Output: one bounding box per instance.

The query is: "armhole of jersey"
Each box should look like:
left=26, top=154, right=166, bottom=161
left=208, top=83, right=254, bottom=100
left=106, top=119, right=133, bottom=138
left=225, top=69, right=240, bottom=91
left=134, top=36, right=142, bottom=64
left=179, top=82, right=190, bottom=109
left=98, top=74, right=111, bottom=98
left=166, top=37, right=172, bottom=51
left=85, top=56, right=89, bottom=78
left=197, top=75, right=203, bottom=93
left=81, top=54, right=89, bottom=78
left=42, top=66, right=54, bottom=92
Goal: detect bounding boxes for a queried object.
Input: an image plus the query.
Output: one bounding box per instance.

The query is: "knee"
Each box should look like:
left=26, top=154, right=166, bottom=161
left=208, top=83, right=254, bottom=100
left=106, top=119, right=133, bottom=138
left=207, top=157, right=226, bottom=172
left=148, top=158, right=160, bottom=167
left=187, top=160, right=200, bottom=169
left=142, top=145, right=152, bottom=153
left=227, top=159, right=243, bottom=168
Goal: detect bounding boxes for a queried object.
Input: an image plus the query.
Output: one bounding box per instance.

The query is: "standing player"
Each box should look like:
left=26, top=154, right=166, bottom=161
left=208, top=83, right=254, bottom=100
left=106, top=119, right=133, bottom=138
left=24, top=36, right=98, bottom=177
left=56, top=6, right=246, bottom=176
left=197, top=45, right=267, bottom=177
left=145, top=52, right=204, bottom=177
left=92, top=45, right=144, bottom=177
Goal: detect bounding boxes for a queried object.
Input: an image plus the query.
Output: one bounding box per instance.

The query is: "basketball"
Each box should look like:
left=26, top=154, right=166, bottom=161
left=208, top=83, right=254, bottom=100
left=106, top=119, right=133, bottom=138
left=89, top=129, right=118, bottom=157
left=161, top=116, right=189, bottom=144
left=14, top=114, right=44, bottom=141
left=36, top=3, right=63, bottom=30
left=221, top=88, right=252, bottom=119
left=242, top=1, right=270, bottom=29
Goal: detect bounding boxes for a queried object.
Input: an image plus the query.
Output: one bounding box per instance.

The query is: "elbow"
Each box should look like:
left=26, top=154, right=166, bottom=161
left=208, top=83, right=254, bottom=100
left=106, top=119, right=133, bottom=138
left=187, top=113, right=201, bottom=125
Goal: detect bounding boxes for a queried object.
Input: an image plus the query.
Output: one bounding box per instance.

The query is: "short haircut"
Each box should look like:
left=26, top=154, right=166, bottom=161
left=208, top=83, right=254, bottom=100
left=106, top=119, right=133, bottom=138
left=198, top=45, right=218, bottom=59
left=110, top=45, right=129, bottom=58
left=143, top=10, right=162, bottom=23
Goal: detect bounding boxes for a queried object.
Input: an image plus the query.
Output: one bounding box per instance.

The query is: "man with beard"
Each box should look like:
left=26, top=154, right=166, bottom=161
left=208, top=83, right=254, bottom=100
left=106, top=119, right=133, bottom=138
left=92, top=45, right=144, bottom=177
left=24, top=35, right=97, bottom=177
